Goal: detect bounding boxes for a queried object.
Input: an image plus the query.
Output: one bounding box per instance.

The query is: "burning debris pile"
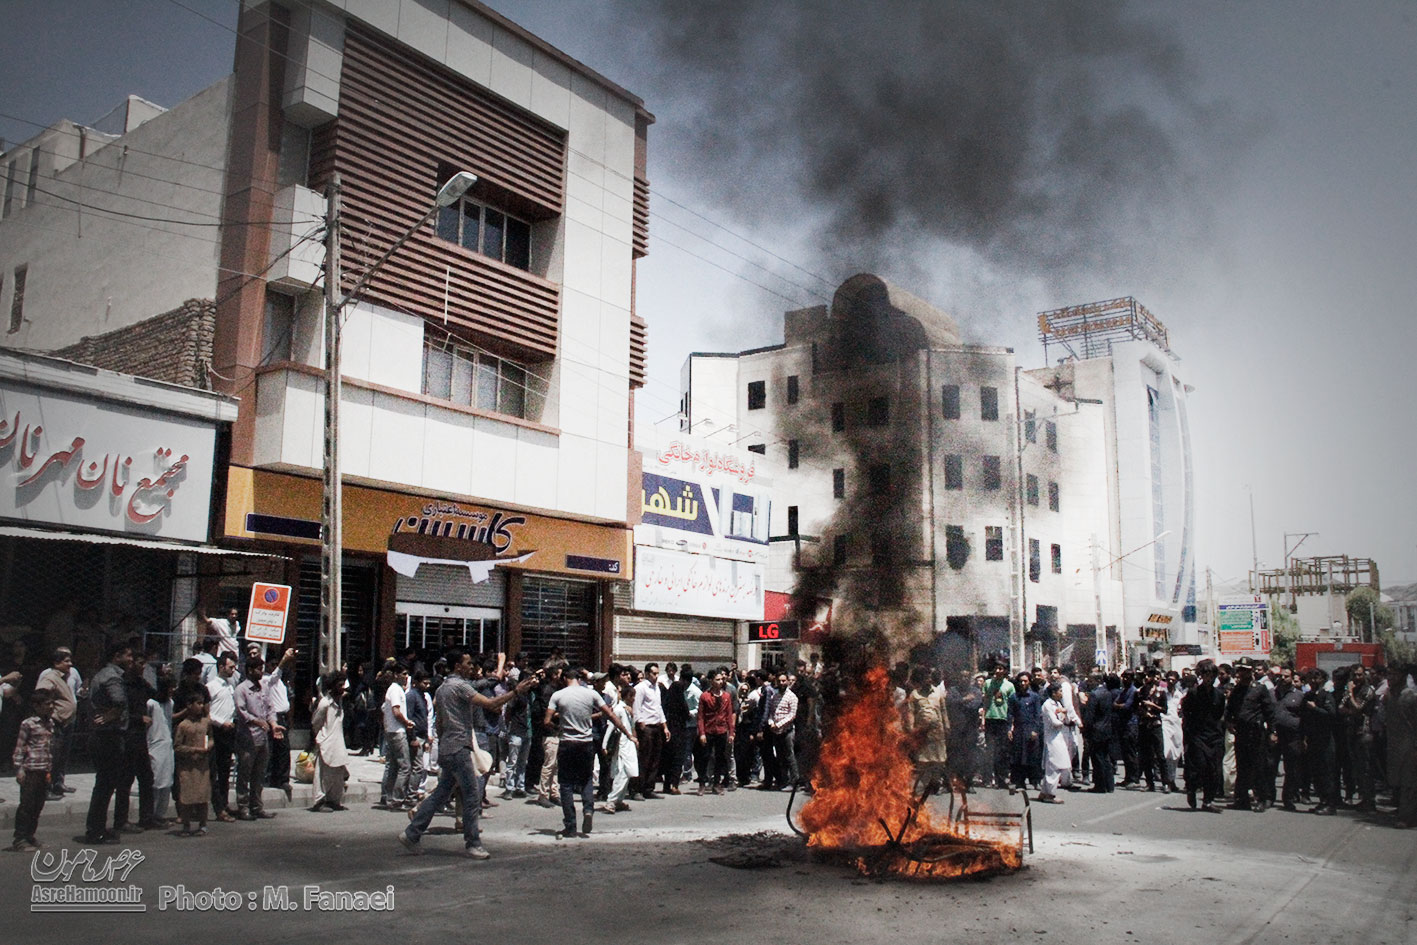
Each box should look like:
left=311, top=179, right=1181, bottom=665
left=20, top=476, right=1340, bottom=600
left=798, top=667, right=1023, bottom=880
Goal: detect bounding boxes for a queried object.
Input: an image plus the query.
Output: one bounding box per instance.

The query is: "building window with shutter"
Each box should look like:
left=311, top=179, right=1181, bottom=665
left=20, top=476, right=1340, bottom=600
left=985, top=526, right=1004, bottom=561
left=787, top=505, right=799, bottom=536
left=8, top=265, right=27, bottom=334
left=1024, top=410, right=1036, bottom=443
left=980, top=386, right=999, bottom=421
left=831, top=402, right=845, bottom=432
left=1026, top=473, right=1039, bottom=506
left=1046, top=420, right=1057, bottom=452
left=833, top=468, right=845, bottom=499
left=941, top=384, right=960, bottom=420
left=1048, top=481, right=1060, bottom=512
left=786, top=375, right=799, bottom=404
left=1051, top=543, right=1062, bottom=574
left=747, top=380, right=766, bottom=410
left=788, top=439, right=799, bottom=469
left=982, top=455, right=1001, bottom=490
left=435, top=195, right=532, bottom=270
left=944, top=454, right=963, bottom=490
left=1029, top=538, right=1041, bottom=583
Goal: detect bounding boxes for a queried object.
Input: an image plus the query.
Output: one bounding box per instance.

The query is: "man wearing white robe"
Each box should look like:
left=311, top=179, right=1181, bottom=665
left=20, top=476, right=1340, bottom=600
left=310, top=673, right=350, bottom=812
left=1040, top=683, right=1074, bottom=802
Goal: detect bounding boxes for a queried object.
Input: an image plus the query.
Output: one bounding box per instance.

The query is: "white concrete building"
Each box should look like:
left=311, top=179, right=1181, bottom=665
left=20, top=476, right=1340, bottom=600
left=682, top=274, right=1129, bottom=670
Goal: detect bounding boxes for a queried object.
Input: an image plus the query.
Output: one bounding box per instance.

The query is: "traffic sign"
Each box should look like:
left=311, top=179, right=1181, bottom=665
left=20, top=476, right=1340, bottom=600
left=244, top=582, right=292, bottom=645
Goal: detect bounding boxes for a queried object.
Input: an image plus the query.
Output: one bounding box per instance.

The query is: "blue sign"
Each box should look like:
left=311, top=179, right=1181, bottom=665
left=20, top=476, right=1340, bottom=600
left=639, top=472, right=713, bottom=536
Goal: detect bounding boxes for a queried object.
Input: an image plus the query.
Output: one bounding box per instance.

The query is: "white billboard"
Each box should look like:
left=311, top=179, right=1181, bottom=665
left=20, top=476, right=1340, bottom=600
left=0, top=381, right=219, bottom=543
left=633, top=545, right=765, bottom=620
left=634, top=435, right=772, bottom=563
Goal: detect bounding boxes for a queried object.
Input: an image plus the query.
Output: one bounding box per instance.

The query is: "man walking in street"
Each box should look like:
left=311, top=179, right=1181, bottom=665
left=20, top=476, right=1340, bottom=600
left=400, top=650, right=536, bottom=859
left=379, top=663, right=415, bottom=810
left=546, top=668, right=635, bottom=838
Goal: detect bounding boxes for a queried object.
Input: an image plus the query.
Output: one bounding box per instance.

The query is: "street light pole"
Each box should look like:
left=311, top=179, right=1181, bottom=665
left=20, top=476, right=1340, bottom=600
left=318, top=170, right=478, bottom=676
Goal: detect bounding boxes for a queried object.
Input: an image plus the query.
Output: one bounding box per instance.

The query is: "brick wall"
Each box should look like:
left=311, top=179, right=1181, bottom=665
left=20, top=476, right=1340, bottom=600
left=53, top=298, right=215, bottom=388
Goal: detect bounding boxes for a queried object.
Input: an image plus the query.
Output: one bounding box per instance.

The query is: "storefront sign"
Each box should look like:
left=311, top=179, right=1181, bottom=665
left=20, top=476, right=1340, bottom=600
left=224, top=468, right=631, bottom=580
left=747, top=619, right=800, bottom=643
left=634, top=434, right=771, bottom=563
left=633, top=545, right=764, bottom=620
left=0, top=382, right=217, bottom=542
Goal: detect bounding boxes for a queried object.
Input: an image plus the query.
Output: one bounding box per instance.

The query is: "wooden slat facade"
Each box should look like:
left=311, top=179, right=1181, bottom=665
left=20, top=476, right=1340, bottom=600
left=629, top=312, right=648, bottom=389
left=309, top=23, right=568, bottom=360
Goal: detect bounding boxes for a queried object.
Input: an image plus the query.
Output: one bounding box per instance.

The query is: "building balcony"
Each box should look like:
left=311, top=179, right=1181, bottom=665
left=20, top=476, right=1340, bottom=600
left=266, top=184, right=327, bottom=291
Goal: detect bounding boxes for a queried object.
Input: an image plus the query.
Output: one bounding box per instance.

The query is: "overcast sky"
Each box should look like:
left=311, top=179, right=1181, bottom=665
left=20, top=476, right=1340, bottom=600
left=2, top=0, right=1414, bottom=590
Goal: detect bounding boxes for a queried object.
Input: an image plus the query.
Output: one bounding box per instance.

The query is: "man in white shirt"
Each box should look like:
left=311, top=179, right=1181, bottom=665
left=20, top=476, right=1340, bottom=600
left=194, top=638, right=219, bottom=686
left=379, top=663, right=415, bottom=809
left=631, top=663, right=670, bottom=799
left=34, top=647, right=80, bottom=796
left=205, top=653, right=240, bottom=821
left=763, top=671, right=799, bottom=790
left=258, top=646, right=297, bottom=801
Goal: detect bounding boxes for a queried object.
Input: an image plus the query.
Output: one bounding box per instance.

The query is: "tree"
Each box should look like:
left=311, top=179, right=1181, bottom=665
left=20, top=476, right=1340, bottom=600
left=1378, top=629, right=1417, bottom=668
left=1269, top=604, right=1302, bottom=668
left=1345, top=587, right=1393, bottom=642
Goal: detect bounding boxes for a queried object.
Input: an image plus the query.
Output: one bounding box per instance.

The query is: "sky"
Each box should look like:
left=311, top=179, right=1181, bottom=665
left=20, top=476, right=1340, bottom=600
left=2, top=0, right=1414, bottom=590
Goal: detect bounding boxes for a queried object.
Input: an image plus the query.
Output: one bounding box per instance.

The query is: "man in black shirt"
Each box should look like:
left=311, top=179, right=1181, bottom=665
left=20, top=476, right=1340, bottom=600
left=1226, top=659, right=1275, bottom=810
left=1182, top=659, right=1226, bottom=812
left=1300, top=668, right=1340, bottom=814
left=1272, top=667, right=1306, bottom=810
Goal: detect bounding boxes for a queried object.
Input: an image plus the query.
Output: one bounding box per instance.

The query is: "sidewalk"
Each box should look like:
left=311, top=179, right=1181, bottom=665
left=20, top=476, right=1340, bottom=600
left=0, top=753, right=393, bottom=831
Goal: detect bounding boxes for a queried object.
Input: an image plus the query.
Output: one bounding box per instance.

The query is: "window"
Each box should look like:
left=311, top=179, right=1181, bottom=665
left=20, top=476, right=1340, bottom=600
left=1051, top=543, right=1062, bottom=574
left=982, top=455, right=1001, bottom=490
left=832, top=468, right=845, bottom=499
left=421, top=340, right=546, bottom=421
left=787, top=505, right=799, bottom=536
left=436, top=196, right=532, bottom=270
left=985, top=526, right=1004, bottom=561
left=868, top=463, right=891, bottom=495
left=2, top=162, right=15, bottom=218
left=8, top=265, right=26, bottom=333
left=25, top=152, right=39, bottom=206
left=1048, top=481, right=1060, bottom=512
left=1046, top=420, right=1057, bottom=452
left=747, top=444, right=766, bottom=455
left=1026, top=474, right=1039, bottom=506
left=788, top=439, right=799, bottom=469
left=786, top=375, right=799, bottom=405
left=941, top=384, right=960, bottom=420
left=944, top=454, right=963, bottom=490
left=867, top=396, right=890, bottom=427
left=831, top=402, right=845, bottom=432
left=1024, top=409, right=1036, bottom=443
left=1029, top=538, right=1041, bottom=583
left=261, top=291, right=294, bottom=363
left=945, top=524, right=968, bottom=570
left=833, top=534, right=849, bottom=566
left=747, top=380, right=766, bottom=410
left=980, top=386, right=999, bottom=421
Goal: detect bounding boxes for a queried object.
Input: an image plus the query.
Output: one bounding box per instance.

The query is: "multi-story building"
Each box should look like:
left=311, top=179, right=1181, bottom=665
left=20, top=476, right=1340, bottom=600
left=681, top=274, right=1129, bottom=671
left=0, top=0, right=652, bottom=687
left=1029, top=297, right=1201, bottom=664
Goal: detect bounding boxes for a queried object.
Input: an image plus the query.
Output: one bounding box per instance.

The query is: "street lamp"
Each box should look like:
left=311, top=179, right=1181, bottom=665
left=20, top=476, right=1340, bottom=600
left=319, top=170, right=478, bottom=676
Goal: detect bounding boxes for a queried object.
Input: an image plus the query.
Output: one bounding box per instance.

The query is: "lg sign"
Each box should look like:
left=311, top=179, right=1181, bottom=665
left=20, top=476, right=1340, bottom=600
left=747, top=620, right=800, bottom=643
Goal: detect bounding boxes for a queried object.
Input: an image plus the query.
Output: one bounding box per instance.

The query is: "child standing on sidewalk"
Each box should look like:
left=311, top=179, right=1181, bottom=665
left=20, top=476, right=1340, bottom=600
left=174, top=691, right=213, bottom=836
left=11, top=690, right=56, bottom=851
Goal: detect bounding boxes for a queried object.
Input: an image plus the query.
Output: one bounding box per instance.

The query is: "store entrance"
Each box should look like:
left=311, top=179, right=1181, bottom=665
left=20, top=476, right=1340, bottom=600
left=395, top=602, right=503, bottom=662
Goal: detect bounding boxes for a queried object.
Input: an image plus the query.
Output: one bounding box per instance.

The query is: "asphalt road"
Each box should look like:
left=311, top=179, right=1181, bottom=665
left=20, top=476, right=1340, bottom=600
left=3, top=782, right=1413, bottom=945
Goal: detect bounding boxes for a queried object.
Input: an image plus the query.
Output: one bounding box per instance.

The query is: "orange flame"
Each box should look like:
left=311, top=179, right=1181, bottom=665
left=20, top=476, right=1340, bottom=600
left=798, top=667, right=1022, bottom=879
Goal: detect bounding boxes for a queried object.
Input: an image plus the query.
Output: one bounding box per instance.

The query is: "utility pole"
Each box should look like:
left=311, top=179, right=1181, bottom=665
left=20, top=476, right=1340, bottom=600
left=1248, top=488, right=1259, bottom=592
left=320, top=172, right=343, bottom=677
left=1091, top=533, right=1105, bottom=669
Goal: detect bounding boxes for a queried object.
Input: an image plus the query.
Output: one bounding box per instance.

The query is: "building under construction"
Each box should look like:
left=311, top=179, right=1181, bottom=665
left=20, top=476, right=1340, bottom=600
left=1258, top=555, right=1380, bottom=640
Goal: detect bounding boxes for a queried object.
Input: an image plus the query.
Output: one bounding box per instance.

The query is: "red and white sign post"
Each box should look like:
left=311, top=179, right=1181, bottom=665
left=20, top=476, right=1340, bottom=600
left=245, top=583, right=293, bottom=646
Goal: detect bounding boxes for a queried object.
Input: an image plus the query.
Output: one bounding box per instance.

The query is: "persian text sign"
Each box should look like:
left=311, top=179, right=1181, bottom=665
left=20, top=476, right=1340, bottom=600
left=0, top=381, right=218, bottom=542
left=633, top=545, right=764, bottom=620
left=245, top=583, right=292, bottom=645
left=1217, top=595, right=1270, bottom=658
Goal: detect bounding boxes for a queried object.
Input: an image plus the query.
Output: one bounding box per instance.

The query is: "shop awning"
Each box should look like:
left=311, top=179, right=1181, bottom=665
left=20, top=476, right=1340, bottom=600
left=0, top=524, right=286, bottom=559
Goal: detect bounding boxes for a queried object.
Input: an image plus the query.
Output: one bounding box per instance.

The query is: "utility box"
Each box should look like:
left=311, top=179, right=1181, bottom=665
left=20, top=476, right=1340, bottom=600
left=1294, top=642, right=1382, bottom=674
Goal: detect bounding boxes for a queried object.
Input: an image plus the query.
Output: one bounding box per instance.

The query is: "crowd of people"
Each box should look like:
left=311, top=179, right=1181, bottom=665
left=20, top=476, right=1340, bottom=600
left=912, top=657, right=1417, bottom=828
left=5, top=634, right=1415, bottom=859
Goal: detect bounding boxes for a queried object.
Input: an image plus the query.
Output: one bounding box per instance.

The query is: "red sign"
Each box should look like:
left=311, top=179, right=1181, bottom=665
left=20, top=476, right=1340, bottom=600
left=748, top=620, right=799, bottom=643
left=244, top=583, right=292, bottom=645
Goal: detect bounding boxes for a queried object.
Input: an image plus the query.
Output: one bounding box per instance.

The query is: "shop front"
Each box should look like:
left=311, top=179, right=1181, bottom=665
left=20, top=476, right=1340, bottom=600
left=0, top=349, right=244, bottom=680
left=222, top=467, right=632, bottom=678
